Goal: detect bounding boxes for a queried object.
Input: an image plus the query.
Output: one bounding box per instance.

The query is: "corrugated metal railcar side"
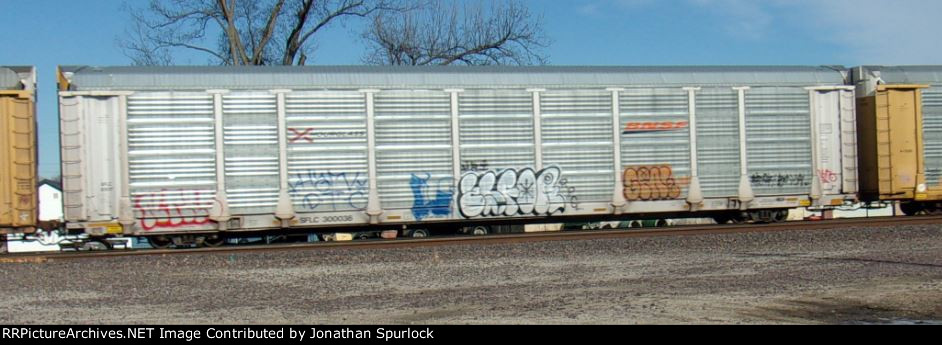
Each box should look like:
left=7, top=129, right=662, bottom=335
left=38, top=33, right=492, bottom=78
left=0, top=66, right=37, bottom=236
left=57, top=65, right=859, bottom=240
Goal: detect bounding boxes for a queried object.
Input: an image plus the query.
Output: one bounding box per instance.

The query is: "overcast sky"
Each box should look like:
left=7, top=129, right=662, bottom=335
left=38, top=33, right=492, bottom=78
left=0, top=0, right=939, bottom=178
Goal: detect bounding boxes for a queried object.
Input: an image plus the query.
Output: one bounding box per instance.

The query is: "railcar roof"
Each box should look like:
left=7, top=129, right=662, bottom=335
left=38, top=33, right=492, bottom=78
left=60, top=65, right=848, bottom=91
left=0, top=66, right=33, bottom=90
left=859, top=65, right=942, bottom=85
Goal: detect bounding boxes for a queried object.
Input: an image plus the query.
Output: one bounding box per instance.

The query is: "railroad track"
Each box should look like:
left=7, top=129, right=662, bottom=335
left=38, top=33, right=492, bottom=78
left=3, top=215, right=942, bottom=262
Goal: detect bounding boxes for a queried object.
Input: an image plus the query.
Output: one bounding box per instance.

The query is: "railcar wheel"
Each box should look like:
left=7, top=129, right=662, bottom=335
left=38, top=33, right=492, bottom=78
left=410, top=229, right=430, bottom=238
left=148, top=236, right=173, bottom=249
left=716, top=212, right=746, bottom=224
left=202, top=236, right=225, bottom=247
left=81, top=239, right=112, bottom=251
left=899, top=202, right=924, bottom=216
left=470, top=226, right=489, bottom=236
left=771, top=209, right=789, bottom=223
left=729, top=214, right=747, bottom=224
left=926, top=203, right=942, bottom=215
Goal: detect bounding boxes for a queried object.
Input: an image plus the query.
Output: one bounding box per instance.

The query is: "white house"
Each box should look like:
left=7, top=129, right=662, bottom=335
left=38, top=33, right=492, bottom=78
left=3, top=180, right=65, bottom=253
left=38, top=179, right=63, bottom=222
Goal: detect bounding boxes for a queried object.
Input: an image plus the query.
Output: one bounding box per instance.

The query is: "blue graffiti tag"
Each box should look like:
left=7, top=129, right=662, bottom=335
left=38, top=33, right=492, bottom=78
left=288, top=171, right=368, bottom=210
left=410, top=173, right=454, bottom=221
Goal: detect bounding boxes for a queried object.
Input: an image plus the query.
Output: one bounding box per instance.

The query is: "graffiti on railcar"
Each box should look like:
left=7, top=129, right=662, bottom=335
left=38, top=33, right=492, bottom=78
left=623, top=165, right=690, bottom=201
left=288, top=127, right=366, bottom=143
left=457, top=166, right=576, bottom=218
left=460, top=159, right=490, bottom=172
left=409, top=173, right=454, bottom=221
left=288, top=170, right=368, bottom=210
left=289, top=128, right=314, bottom=143
left=750, top=173, right=811, bottom=187
left=132, top=189, right=213, bottom=231
left=817, top=169, right=839, bottom=183
left=622, top=121, right=688, bottom=134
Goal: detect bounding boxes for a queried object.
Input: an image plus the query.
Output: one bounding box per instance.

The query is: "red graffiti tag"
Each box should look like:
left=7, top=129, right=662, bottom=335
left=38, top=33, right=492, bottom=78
left=623, top=121, right=688, bottom=134
left=132, top=189, right=213, bottom=231
left=289, top=127, right=314, bottom=143
left=818, top=169, right=839, bottom=183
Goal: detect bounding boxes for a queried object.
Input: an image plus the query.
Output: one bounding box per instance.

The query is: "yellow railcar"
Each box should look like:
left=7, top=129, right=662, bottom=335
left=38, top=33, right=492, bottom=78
left=853, top=66, right=942, bottom=214
left=0, top=66, right=37, bottom=235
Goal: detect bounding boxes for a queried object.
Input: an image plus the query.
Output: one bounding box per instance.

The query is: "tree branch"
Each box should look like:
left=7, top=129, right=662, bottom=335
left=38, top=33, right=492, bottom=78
left=252, top=0, right=285, bottom=64
left=362, top=0, right=548, bottom=66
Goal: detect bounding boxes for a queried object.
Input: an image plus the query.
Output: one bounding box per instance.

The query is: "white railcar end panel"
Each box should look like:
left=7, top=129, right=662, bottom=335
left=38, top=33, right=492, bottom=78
left=59, top=96, right=87, bottom=221
left=811, top=88, right=859, bottom=197
left=60, top=95, right=123, bottom=222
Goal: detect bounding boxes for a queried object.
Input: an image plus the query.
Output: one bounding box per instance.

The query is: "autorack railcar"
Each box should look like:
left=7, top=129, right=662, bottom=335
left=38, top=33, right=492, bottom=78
left=851, top=65, right=942, bottom=215
left=0, top=66, right=38, bottom=252
left=54, top=65, right=860, bottom=246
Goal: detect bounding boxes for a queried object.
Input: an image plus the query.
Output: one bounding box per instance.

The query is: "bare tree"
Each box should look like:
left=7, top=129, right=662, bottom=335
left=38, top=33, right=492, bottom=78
left=362, top=0, right=549, bottom=66
left=120, top=0, right=407, bottom=65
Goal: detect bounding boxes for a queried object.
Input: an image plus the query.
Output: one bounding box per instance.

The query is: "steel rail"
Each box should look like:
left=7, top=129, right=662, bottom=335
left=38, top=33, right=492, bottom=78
left=3, top=215, right=941, bottom=262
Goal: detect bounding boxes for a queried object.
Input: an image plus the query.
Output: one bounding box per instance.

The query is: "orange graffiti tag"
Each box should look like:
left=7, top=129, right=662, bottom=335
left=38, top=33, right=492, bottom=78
left=623, top=165, right=690, bottom=201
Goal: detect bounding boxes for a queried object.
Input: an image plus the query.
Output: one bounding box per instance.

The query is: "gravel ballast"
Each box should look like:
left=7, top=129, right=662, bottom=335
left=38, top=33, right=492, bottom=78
left=1, top=224, right=940, bottom=324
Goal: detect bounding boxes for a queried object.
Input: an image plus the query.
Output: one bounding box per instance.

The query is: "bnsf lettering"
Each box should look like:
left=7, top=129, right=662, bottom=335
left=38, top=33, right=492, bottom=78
left=623, top=121, right=688, bottom=133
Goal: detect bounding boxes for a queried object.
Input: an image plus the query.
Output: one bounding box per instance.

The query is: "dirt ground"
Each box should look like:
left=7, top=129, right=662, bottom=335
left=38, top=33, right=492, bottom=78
left=1, top=224, right=940, bottom=324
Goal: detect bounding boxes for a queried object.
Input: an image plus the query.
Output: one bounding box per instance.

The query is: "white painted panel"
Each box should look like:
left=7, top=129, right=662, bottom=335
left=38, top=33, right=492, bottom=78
left=619, top=88, right=691, bottom=202
left=127, top=92, right=217, bottom=231
left=59, top=95, right=121, bottom=222
left=542, top=90, right=613, bottom=203
left=285, top=91, right=368, bottom=213
left=745, top=87, right=812, bottom=196
left=812, top=90, right=843, bottom=195
left=921, top=85, right=942, bottom=188
left=223, top=92, right=277, bottom=214
left=374, top=90, right=454, bottom=220
left=839, top=89, right=858, bottom=194
left=38, top=185, right=63, bottom=222
left=696, top=88, right=740, bottom=197
left=459, top=90, right=535, bottom=172
left=59, top=96, right=85, bottom=221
